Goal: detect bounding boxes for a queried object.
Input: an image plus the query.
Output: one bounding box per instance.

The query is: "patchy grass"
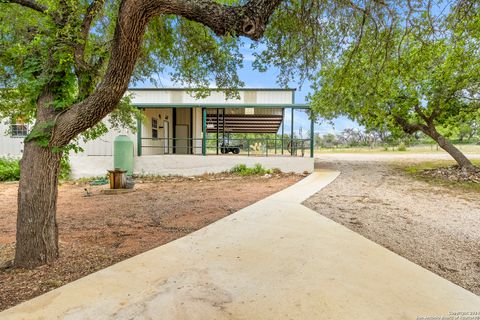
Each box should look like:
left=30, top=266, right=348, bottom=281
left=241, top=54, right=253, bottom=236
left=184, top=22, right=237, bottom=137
left=72, top=176, right=108, bottom=185
left=230, top=164, right=275, bottom=176
left=315, top=144, right=480, bottom=154
left=400, top=160, right=480, bottom=193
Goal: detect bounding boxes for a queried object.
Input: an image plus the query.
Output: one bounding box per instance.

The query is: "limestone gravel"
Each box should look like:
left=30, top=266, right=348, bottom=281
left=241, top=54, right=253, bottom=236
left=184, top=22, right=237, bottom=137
left=304, top=159, right=480, bottom=295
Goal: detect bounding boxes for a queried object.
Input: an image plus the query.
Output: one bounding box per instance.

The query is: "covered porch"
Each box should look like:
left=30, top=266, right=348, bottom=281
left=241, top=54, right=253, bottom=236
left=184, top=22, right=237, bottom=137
left=135, top=103, right=314, bottom=158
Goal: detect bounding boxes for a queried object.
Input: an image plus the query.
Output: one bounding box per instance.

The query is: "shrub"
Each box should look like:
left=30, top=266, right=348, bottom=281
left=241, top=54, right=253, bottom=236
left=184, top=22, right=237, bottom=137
left=230, top=163, right=272, bottom=176
left=59, top=156, right=71, bottom=180
left=0, top=157, right=21, bottom=181
left=0, top=156, right=71, bottom=181
left=397, top=142, right=407, bottom=151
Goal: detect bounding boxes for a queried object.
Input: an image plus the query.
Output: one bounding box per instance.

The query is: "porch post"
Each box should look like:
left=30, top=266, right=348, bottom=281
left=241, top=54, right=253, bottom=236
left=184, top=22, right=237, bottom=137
left=222, top=108, right=226, bottom=144
left=136, top=111, right=142, bottom=157
left=310, top=109, right=314, bottom=158
left=216, top=108, right=219, bottom=155
left=291, top=108, right=294, bottom=156
left=281, top=108, right=285, bottom=155
left=202, top=107, right=207, bottom=156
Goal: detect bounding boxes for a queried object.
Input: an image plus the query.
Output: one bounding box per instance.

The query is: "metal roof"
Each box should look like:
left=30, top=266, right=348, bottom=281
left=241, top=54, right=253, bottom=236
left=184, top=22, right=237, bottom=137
left=128, top=87, right=296, bottom=92
left=134, top=103, right=309, bottom=109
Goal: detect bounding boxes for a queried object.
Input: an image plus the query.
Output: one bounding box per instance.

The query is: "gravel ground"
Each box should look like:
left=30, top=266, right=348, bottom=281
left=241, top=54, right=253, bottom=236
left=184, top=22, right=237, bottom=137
left=304, top=158, right=480, bottom=295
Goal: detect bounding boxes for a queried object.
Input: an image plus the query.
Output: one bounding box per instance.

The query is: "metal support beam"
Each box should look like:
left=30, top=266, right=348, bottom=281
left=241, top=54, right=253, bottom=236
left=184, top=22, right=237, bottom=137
left=310, top=110, right=315, bottom=158
left=281, top=108, right=285, bottom=155
left=216, top=108, right=219, bottom=155
left=202, top=108, right=207, bottom=156
left=222, top=108, right=226, bottom=146
left=136, top=113, right=143, bottom=157
left=190, top=107, right=193, bottom=154
left=291, top=108, right=294, bottom=156
left=172, top=108, right=177, bottom=154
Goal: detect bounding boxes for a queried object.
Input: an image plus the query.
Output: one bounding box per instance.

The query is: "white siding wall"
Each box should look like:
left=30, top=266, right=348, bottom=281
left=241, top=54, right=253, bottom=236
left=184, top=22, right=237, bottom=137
left=182, top=91, right=245, bottom=104
left=75, top=118, right=136, bottom=157
left=0, top=121, right=24, bottom=157
left=128, top=89, right=294, bottom=105
left=0, top=117, right=137, bottom=158
left=128, top=90, right=171, bottom=104
left=256, top=91, right=293, bottom=104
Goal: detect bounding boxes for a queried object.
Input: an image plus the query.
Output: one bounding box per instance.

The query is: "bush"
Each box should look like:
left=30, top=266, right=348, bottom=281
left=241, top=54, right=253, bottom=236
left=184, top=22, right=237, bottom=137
left=397, top=142, right=407, bottom=151
left=230, top=163, right=272, bottom=176
left=0, top=157, right=21, bottom=181
left=0, top=156, right=71, bottom=181
left=59, top=156, right=71, bottom=180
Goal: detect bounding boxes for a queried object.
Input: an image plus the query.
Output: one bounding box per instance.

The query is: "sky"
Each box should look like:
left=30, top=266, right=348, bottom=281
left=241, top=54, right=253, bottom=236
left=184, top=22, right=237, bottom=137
left=236, top=46, right=359, bottom=136
left=136, top=43, right=359, bottom=136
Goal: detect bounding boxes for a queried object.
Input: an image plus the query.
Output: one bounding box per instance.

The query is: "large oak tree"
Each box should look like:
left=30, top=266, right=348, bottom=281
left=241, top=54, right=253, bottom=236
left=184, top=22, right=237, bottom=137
left=1, top=0, right=282, bottom=268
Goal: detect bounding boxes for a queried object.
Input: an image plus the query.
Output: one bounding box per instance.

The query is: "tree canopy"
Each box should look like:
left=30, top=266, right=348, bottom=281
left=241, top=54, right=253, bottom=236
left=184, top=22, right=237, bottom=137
left=1, top=0, right=284, bottom=268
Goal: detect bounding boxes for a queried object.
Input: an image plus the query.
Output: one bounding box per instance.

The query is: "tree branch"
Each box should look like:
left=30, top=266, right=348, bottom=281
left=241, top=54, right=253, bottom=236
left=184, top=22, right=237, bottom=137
left=73, top=0, right=107, bottom=95
left=394, top=115, right=428, bottom=134
left=153, top=0, right=282, bottom=40
left=52, top=0, right=282, bottom=146
left=428, top=106, right=442, bottom=123
left=414, top=105, right=429, bottom=123
left=74, top=0, right=106, bottom=72
left=3, top=0, right=47, bottom=13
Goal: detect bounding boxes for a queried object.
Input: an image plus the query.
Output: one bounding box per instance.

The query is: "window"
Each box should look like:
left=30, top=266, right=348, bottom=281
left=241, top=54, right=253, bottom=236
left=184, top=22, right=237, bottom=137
left=151, top=118, right=158, bottom=139
left=10, top=117, right=29, bottom=137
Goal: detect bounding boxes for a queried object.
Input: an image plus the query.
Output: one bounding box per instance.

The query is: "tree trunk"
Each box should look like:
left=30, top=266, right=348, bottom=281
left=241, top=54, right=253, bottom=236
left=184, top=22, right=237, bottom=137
left=14, top=140, right=62, bottom=268
left=424, top=126, right=476, bottom=172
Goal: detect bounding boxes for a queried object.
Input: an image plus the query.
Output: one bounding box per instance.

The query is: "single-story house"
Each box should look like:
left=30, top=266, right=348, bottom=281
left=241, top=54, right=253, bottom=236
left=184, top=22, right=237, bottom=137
left=0, top=88, right=314, bottom=178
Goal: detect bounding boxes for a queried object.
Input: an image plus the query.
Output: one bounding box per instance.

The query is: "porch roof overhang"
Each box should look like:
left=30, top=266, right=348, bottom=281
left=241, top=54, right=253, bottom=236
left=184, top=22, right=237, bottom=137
left=206, top=114, right=284, bottom=134
left=133, top=103, right=310, bottom=109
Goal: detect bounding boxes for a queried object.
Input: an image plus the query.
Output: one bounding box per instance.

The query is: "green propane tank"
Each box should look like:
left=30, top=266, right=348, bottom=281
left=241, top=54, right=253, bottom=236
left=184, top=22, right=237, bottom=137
left=113, top=135, right=134, bottom=175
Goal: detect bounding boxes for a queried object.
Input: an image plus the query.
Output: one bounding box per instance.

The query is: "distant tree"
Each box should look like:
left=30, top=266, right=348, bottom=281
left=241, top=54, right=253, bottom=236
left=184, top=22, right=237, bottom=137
left=314, top=132, right=337, bottom=148
left=457, top=122, right=477, bottom=142
left=444, top=109, right=480, bottom=143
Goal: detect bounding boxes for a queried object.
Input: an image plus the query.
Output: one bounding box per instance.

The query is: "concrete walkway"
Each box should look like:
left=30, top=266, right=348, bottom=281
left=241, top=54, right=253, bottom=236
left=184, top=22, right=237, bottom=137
left=2, top=171, right=479, bottom=319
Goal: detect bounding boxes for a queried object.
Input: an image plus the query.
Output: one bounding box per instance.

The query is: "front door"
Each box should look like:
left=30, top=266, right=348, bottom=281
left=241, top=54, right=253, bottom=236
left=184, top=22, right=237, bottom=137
left=175, top=124, right=189, bottom=154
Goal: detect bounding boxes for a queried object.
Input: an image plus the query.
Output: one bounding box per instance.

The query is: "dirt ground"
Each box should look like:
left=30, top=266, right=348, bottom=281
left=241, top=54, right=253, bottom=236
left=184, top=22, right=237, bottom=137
left=304, top=158, right=480, bottom=295
left=0, top=173, right=302, bottom=311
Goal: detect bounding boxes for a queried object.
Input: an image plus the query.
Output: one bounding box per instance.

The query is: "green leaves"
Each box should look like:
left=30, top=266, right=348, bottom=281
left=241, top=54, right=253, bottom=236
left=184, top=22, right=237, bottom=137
left=1, top=0, right=249, bottom=133
left=308, top=4, right=480, bottom=139
left=135, top=16, right=245, bottom=95
left=25, top=120, right=54, bottom=146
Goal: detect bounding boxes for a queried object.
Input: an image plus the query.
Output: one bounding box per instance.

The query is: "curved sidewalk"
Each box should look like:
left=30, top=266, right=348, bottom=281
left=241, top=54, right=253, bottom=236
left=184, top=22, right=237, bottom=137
left=2, top=170, right=479, bottom=319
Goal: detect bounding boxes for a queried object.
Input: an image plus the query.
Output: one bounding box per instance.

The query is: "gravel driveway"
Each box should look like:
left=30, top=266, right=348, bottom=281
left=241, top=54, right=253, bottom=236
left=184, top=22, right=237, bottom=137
left=304, top=156, right=480, bottom=295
